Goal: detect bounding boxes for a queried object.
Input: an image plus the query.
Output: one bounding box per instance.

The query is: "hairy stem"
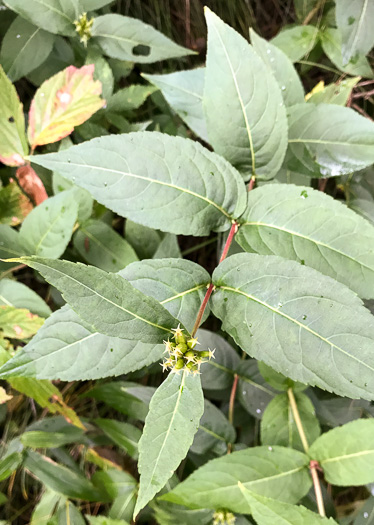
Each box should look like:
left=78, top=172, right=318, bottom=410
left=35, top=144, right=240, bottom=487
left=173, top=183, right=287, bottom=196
left=191, top=221, right=239, bottom=337
left=287, top=388, right=326, bottom=517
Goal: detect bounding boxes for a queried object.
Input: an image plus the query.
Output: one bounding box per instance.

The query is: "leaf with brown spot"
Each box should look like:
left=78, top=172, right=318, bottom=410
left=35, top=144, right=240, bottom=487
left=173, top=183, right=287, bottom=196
left=16, top=165, right=48, bottom=205
left=28, top=64, right=105, bottom=149
left=0, top=64, right=28, bottom=166
left=0, top=181, right=33, bottom=225
left=0, top=305, right=44, bottom=340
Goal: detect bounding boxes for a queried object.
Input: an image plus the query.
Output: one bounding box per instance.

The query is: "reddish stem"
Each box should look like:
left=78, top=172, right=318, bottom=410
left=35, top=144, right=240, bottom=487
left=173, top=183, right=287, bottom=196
left=227, top=374, right=239, bottom=453
left=191, top=221, right=239, bottom=337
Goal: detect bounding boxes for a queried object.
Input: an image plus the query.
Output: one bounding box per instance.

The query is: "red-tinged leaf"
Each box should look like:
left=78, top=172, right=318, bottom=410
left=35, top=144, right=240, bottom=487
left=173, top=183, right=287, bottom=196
left=0, top=181, right=33, bottom=226
left=0, top=65, right=28, bottom=166
left=16, top=166, right=48, bottom=206
left=28, top=65, right=105, bottom=148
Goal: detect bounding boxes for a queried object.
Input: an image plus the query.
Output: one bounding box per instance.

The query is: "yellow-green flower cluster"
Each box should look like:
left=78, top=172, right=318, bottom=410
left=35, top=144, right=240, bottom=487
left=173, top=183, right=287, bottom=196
left=162, top=325, right=215, bottom=376
left=213, top=510, right=236, bottom=525
left=74, top=12, right=94, bottom=47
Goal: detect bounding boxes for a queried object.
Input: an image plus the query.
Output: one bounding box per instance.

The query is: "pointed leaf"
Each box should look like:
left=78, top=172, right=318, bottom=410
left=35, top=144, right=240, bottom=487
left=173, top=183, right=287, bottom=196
left=106, top=85, right=156, bottom=113
left=249, top=29, right=304, bottom=106
left=30, top=132, right=246, bottom=236
left=238, top=484, right=338, bottom=524
left=143, top=68, right=209, bottom=142
left=0, top=17, right=55, bottom=82
left=134, top=371, right=204, bottom=516
left=162, top=446, right=311, bottom=512
left=19, top=190, right=78, bottom=259
left=237, top=183, right=374, bottom=298
left=5, top=257, right=183, bottom=343
left=28, top=65, right=105, bottom=148
left=286, top=103, right=374, bottom=177
left=0, top=225, right=32, bottom=274
left=307, top=77, right=360, bottom=106
left=261, top=392, right=320, bottom=451
left=91, top=13, right=195, bottom=63
left=3, top=0, right=78, bottom=36
left=191, top=399, right=235, bottom=454
left=212, top=253, right=374, bottom=400
left=204, top=8, right=287, bottom=179
left=336, top=0, right=374, bottom=65
left=309, top=419, right=374, bottom=485
left=95, top=419, right=141, bottom=459
left=0, top=64, right=28, bottom=166
left=0, top=305, right=44, bottom=339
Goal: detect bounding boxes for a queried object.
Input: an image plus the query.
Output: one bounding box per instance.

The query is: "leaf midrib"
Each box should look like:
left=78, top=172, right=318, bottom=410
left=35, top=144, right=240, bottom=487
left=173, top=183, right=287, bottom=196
left=35, top=159, right=232, bottom=220
left=321, top=448, right=374, bottom=465
left=8, top=27, right=41, bottom=78
left=347, top=0, right=369, bottom=61
left=241, top=220, right=374, bottom=274
left=218, top=285, right=374, bottom=374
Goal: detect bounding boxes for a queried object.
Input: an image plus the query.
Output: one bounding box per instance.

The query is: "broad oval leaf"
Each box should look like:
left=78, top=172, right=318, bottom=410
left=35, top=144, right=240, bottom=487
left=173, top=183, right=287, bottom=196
left=0, top=17, right=55, bottom=82
left=286, top=103, right=374, bottom=177
left=238, top=486, right=338, bottom=525
left=309, top=419, right=374, bottom=486
left=74, top=219, right=138, bottom=273
left=249, top=29, right=304, bottom=107
left=204, top=8, right=287, bottom=180
left=271, top=25, right=318, bottom=62
left=143, top=68, right=209, bottom=142
left=162, top=446, right=311, bottom=513
left=261, top=392, right=320, bottom=451
left=19, top=190, right=78, bottom=259
left=191, top=399, right=236, bottom=455
left=0, top=64, right=28, bottom=166
left=3, top=0, right=78, bottom=36
left=28, top=65, right=105, bottom=148
left=91, top=14, right=195, bottom=63
left=0, top=278, right=51, bottom=318
left=212, top=253, right=374, bottom=400
left=237, top=183, right=374, bottom=298
left=31, top=132, right=246, bottom=236
left=336, top=0, right=374, bottom=65
left=134, top=370, right=204, bottom=517
left=7, top=257, right=184, bottom=343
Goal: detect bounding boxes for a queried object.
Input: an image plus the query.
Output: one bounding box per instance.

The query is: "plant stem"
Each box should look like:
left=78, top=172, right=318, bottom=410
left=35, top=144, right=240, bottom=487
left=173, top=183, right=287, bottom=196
left=191, top=221, right=239, bottom=337
left=287, top=388, right=326, bottom=517
left=287, top=388, right=309, bottom=452
left=227, top=373, right=239, bottom=453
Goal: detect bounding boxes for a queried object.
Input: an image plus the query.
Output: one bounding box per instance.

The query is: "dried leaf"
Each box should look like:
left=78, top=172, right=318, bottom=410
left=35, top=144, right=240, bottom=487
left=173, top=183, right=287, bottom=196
left=28, top=65, right=105, bottom=149
left=16, top=165, right=48, bottom=205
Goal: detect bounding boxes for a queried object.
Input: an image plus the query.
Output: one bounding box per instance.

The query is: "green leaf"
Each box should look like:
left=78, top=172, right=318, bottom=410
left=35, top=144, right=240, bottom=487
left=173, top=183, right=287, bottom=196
left=7, top=257, right=183, bottom=343
left=92, top=469, right=137, bottom=521
left=353, top=496, right=374, bottom=524
left=237, top=183, right=374, bottom=298
left=261, top=392, right=320, bottom=451
left=134, top=370, right=204, bottom=517
left=0, top=181, right=32, bottom=226
left=57, top=502, right=85, bottom=525
left=86, top=47, right=114, bottom=101
left=91, top=14, right=195, bottom=63
left=238, top=485, right=338, bottom=524
left=153, top=234, right=181, bottom=259
left=236, top=360, right=275, bottom=419
left=27, top=36, right=74, bottom=86
left=86, top=517, right=130, bottom=525
left=3, top=0, right=78, bottom=36
left=271, top=25, right=318, bottom=62
left=211, top=253, right=374, bottom=400
left=0, top=226, right=32, bottom=275
left=286, top=103, right=374, bottom=177
left=24, top=450, right=106, bottom=501
left=0, top=305, right=163, bottom=380
left=143, top=68, right=209, bottom=142
left=162, top=446, right=311, bottom=512
left=120, top=258, right=210, bottom=333
left=336, top=0, right=374, bottom=65
left=21, top=427, right=83, bottom=448
left=258, top=362, right=306, bottom=392
left=74, top=219, right=138, bottom=272
left=80, top=0, right=114, bottom=9
left=0, top=17, right=55, bottom=82
left=30, top=490, right=62, bottom=525
left=0, top=278, right=51, bottom=317
left=86, top=381, right=155, bottom=421
left=203, top=8, right=287, bottom=180
left=249, top=28, right=304, bottom=106
left=125, top=220, right=162, bottom=259
left=28, top=64, right=105, bottom=148
left=31, top=132, right=246, bottom=236
left=106, top=85, right=156, bottom=113
left=307, top=77, right=360, bottom=105
left=0, top=305, right=44, bottom=339
left=0, top=452, right=23, bottom=482
left=320, top=28, right=373, bottom=77
left=309, top=419, right=374, bottom=485
left=294, top=0, right=319, bottom=21
left=191, top=399, right=235, bottom=454
left=19, top=190, right=78, bottom=259
left=95, top=419, right=141, bottom=459
left=0, top=64, right=28, bottom=166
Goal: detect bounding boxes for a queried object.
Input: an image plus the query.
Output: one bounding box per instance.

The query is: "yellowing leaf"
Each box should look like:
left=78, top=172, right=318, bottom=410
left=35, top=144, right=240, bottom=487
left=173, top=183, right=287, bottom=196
left=0, top=386, right=12, bottom=404
left=305, top=80, right=325, bottom=101
left=0, top=65, right=28, bottom=166
left=0, top=305, right=44, bottom=340
left=28, top=64, right=105, bottom=149
left=0, top=181, right=33, bottom=226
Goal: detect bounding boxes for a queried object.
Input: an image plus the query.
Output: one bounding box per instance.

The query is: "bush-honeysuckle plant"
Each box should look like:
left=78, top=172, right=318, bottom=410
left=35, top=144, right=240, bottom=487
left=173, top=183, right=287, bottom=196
left=2, top=1, right=374, bottom=523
